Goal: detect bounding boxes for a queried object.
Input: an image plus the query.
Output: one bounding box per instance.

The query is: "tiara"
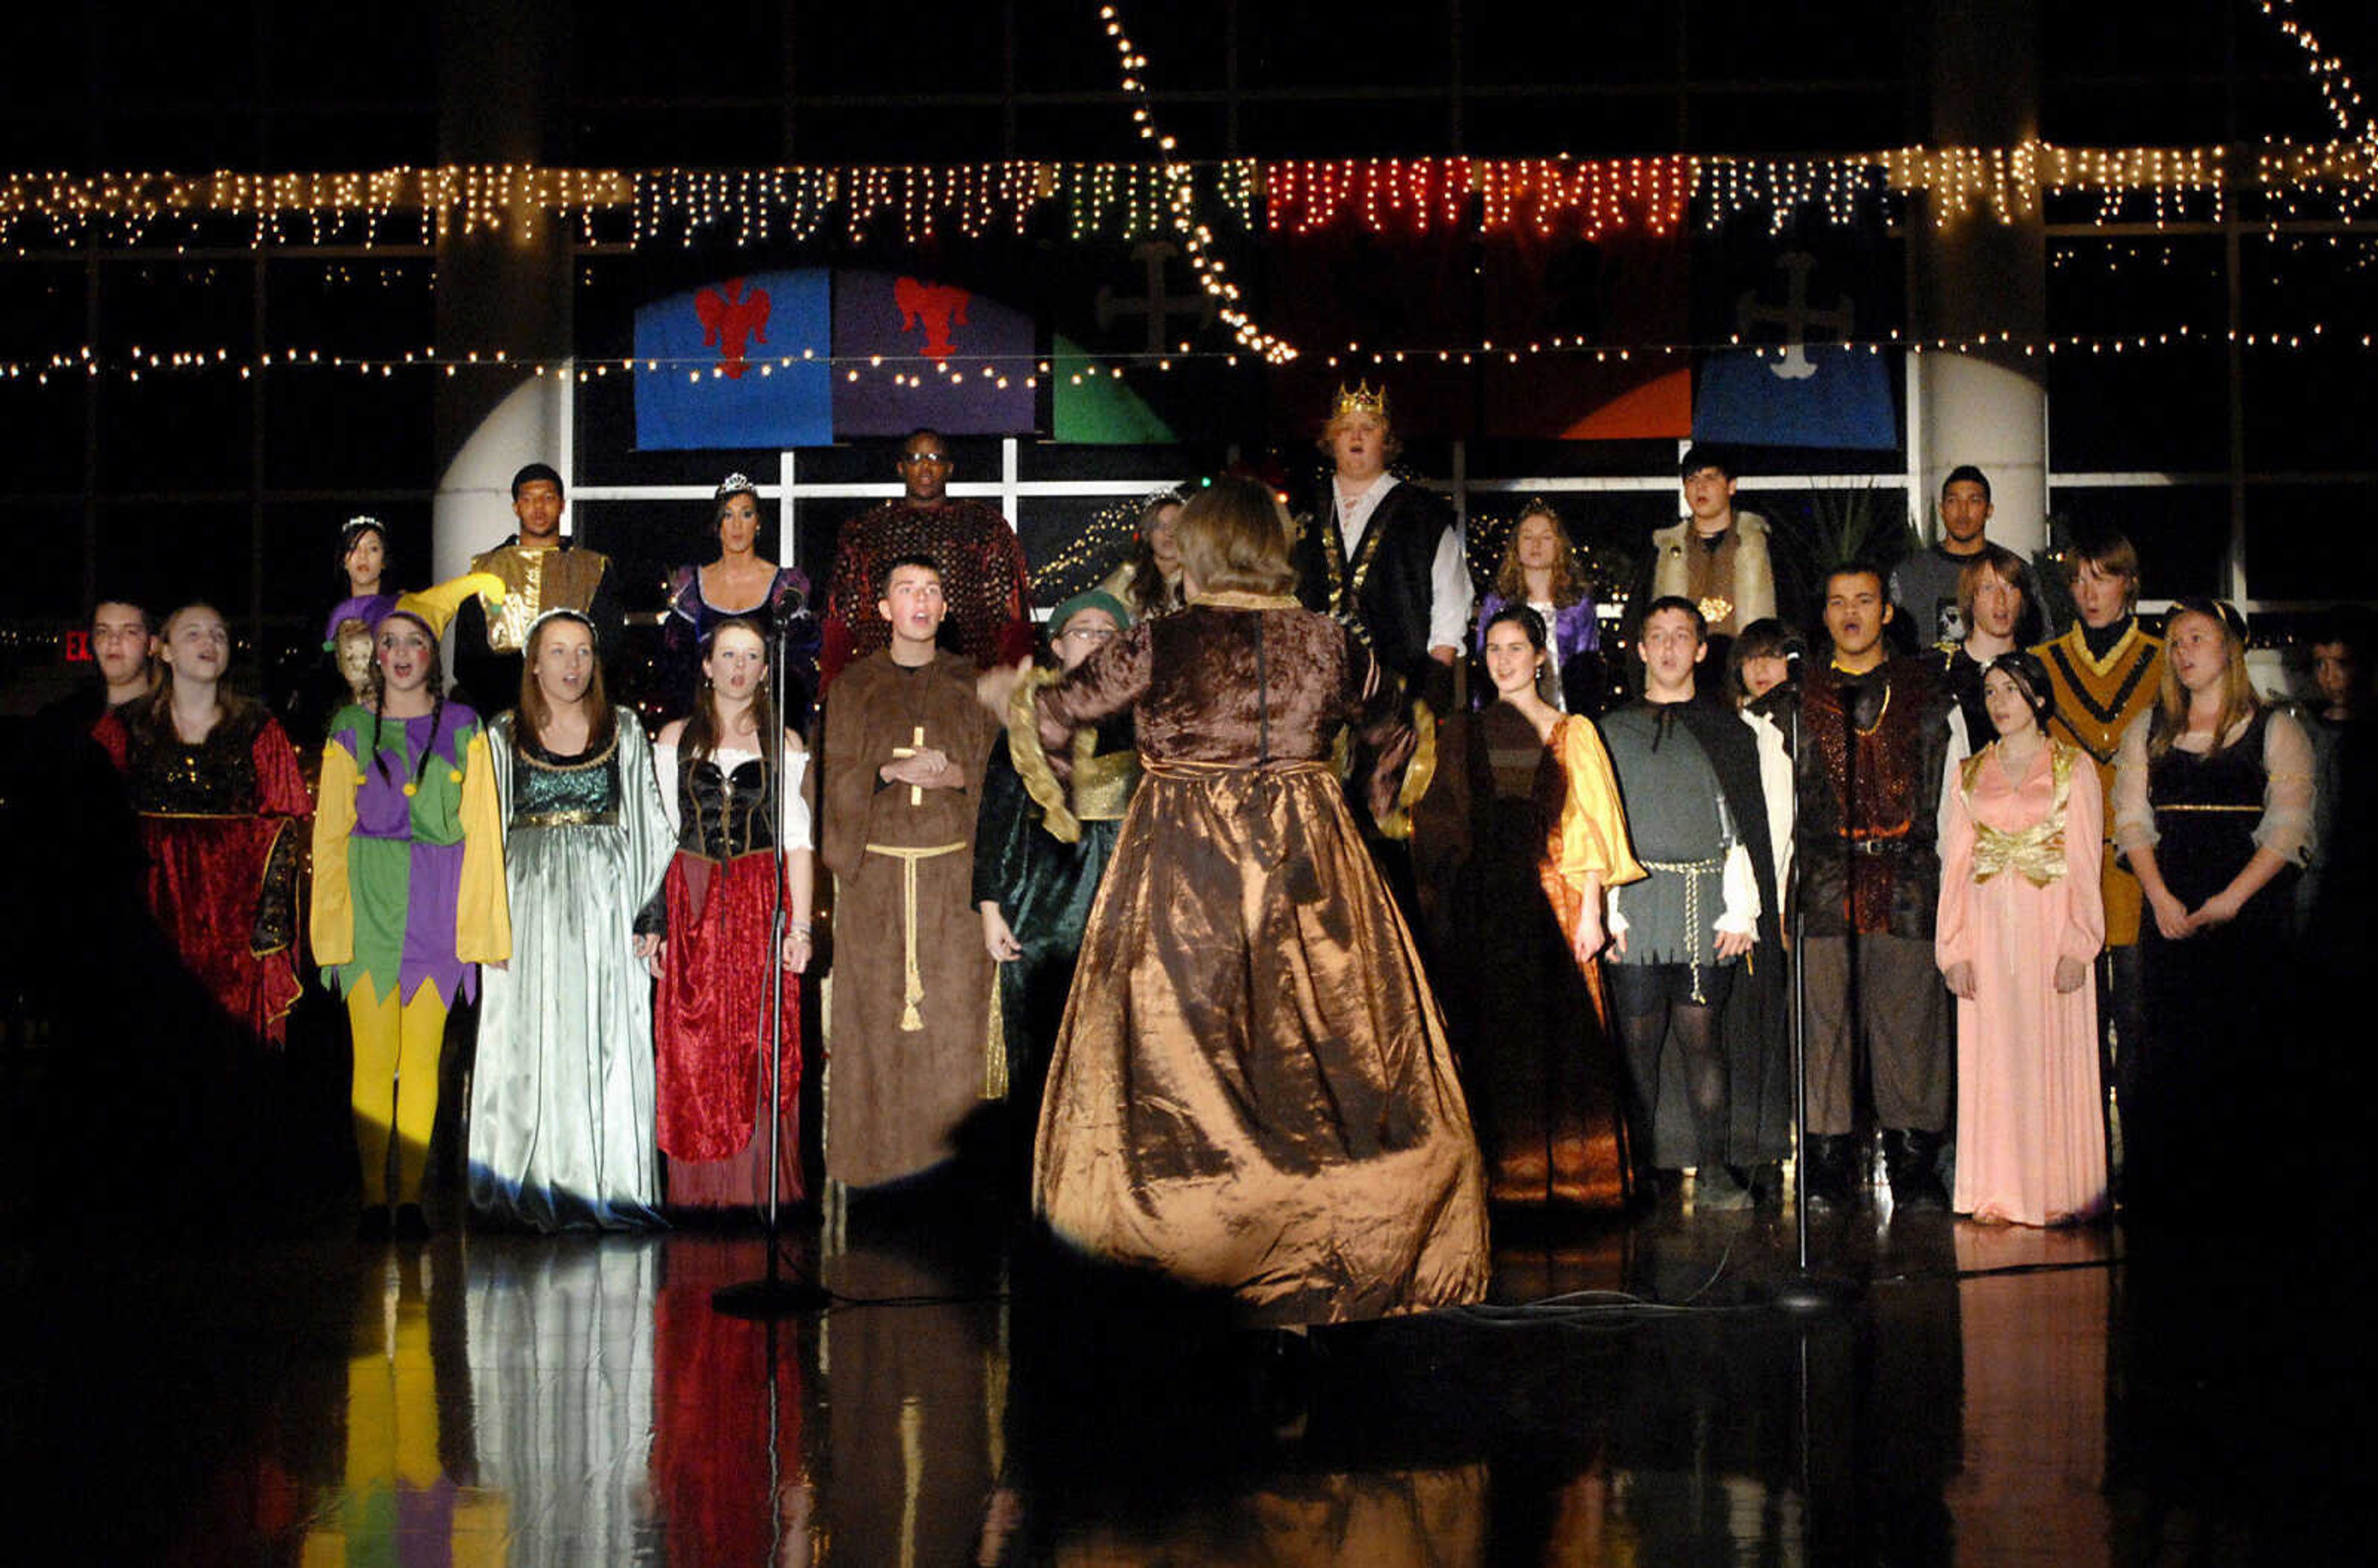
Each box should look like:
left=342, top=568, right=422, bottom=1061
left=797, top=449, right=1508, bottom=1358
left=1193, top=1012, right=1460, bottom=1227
left=1330, top=382, right=1388, bottom=422
left=341, top=514, right=383, bottom=539
left=527, top=606, right=598, bottom=645
left=715, top=472, right=756, bottom=499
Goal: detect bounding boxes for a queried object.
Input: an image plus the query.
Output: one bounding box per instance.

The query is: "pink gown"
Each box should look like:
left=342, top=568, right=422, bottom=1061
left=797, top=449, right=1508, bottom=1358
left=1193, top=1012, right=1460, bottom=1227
left=1936, top=738, right=2109, bottom=1225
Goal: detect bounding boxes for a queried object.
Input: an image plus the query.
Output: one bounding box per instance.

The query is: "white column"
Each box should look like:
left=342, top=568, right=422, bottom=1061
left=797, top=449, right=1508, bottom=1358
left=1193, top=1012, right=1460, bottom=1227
left=1911, top=0, right=2047, bottom=558
left=1915, top=355, right=2047, bottom=557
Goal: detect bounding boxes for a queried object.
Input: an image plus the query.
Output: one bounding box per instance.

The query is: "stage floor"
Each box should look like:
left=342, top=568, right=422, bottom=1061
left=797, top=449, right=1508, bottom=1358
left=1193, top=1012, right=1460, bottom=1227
left=6, top=1188, right=2367, bottom=1566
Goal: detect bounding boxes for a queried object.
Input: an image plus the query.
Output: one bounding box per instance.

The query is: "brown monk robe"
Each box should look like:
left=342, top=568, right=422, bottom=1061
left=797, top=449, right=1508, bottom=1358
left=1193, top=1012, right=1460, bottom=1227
left=819, top=648, right=1000, bottom=1188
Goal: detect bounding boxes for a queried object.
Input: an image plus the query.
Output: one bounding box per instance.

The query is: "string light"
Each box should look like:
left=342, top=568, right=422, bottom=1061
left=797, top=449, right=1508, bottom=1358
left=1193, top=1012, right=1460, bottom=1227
left=35, top=319, right=2369, bottom=391
left=4, top=141, right=2366, bottom=251
left=2255, top=0, right=2372, bottom=144
left=1092, top=3, right=1296, bottom=364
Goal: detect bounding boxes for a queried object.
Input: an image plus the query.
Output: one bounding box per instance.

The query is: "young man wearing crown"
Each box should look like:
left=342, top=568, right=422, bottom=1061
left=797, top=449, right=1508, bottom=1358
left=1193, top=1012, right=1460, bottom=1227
left=1289, top=384, right=1470, bottom=715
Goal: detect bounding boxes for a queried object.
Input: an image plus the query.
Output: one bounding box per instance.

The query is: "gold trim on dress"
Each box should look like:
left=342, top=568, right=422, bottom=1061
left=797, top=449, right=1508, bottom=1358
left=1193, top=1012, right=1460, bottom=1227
left=514, top=808, right=620, bottom=828
left=515, top=728, right=620, bottom=772
left=1004, top=666, right=1080, bottom=843
left=1964, top=743, right=2075, bottom=887
left=1188, top=590, right=1300, bottom=611
left=1374, top=699, right=1437, bottom=842
left=1069, top=743, right=1138, bottom=822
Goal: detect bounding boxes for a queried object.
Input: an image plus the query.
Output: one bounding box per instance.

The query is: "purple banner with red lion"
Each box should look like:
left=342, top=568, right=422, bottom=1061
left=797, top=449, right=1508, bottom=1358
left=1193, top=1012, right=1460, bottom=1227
left=829, top=269, right=1035, bottom=437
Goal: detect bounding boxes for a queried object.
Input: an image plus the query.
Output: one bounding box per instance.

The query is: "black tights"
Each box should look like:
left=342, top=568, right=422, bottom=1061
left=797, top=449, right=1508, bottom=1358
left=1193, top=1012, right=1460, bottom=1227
left=1609, top=964, right=1735, bottom=1174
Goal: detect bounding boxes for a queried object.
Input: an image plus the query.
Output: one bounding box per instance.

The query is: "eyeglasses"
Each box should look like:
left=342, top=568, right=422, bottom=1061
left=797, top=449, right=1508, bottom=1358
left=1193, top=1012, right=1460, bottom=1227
left=899, top=450, right=949, bottom=465
left=1058, top=627, right=1118, bottom=642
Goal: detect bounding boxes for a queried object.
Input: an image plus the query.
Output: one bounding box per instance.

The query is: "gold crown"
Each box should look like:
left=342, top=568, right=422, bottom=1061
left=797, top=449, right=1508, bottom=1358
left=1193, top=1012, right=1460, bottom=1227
left=1330, top=381, right=1389, bottom=422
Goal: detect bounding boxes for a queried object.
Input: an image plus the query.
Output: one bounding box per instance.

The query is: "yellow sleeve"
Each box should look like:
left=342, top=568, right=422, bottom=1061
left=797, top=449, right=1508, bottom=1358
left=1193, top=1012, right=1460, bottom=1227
left=454, top=728, right=512, bottom=964
left=1554, top=718, right=1647, bottom=890
left=309, top=741, right=359, bottom=966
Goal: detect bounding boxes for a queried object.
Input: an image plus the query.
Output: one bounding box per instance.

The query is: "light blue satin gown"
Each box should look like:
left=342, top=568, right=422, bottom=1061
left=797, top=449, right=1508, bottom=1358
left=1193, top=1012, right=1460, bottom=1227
left=468, top=710, right=675, bottom=1229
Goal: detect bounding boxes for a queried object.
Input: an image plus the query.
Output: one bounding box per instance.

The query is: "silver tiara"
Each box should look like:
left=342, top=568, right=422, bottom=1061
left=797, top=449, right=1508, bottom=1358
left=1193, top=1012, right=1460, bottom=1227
left=715, top=473, right=756, bottom=497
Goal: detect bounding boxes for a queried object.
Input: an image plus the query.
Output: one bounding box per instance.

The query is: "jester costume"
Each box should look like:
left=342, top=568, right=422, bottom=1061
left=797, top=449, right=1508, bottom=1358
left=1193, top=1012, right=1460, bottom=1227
left=311, top=578, right=513, bottom=1213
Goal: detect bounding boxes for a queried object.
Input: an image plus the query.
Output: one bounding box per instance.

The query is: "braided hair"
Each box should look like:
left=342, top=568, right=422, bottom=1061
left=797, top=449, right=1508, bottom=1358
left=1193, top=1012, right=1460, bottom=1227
left=364, top=617, right=449, bottom=788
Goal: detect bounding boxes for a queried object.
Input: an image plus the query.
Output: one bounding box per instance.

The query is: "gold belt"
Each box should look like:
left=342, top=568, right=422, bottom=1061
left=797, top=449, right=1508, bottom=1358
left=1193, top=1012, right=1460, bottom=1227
left=865, top=841, right=964, bottom=1032
left=1139, top=757, right=1333, bottom=780
left=515, top=808, right=617, bottom=828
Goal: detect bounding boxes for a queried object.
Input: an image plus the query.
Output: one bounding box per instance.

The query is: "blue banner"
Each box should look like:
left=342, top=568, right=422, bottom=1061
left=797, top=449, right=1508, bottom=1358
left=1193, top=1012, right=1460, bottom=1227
left=634, top=269, right=832, bottom=451
left=1692, top=244, right=1899, bottom=451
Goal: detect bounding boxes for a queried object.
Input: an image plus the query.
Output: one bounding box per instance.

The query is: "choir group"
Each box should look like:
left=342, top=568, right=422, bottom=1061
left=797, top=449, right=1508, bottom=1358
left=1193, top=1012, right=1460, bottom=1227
left=46, top=387, right=2369, bottom=1325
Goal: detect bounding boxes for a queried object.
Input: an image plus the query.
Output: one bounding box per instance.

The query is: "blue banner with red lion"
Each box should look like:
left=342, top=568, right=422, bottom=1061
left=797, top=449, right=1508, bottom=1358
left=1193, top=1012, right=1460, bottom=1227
left=633, top=269, right=833, bottom=451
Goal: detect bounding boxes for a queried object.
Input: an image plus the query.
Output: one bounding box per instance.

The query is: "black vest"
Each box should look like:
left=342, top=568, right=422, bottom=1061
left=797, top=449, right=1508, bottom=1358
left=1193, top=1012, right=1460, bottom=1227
left=1291, top=479, right=1453, bottom=688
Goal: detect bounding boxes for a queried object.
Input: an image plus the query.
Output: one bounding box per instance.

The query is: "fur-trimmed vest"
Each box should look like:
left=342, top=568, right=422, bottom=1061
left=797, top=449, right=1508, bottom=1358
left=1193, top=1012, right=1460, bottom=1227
left=1644, top=512, right=1778, bottom=638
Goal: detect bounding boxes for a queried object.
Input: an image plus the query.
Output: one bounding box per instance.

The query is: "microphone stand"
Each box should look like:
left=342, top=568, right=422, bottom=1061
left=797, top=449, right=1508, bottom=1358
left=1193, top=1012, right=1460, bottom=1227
left=1769, top=647, right=1857, bottom=1315
left=717, top=611, right=832, bottom=1317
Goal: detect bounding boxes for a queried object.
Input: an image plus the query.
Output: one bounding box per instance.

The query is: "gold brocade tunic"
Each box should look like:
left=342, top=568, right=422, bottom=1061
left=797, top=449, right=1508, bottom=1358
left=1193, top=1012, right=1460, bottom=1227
left=469, top=544, right=615, bottom=654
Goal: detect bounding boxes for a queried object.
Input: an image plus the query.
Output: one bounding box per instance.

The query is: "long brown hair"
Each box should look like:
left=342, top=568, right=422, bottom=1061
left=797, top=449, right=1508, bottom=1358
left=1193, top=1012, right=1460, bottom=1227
left=515, top=611, right=616, bottom=753
left=143, top=601, right=255, bottom=734
left=682, top=616, right=779, bottom=773
left=2148, top=598, right=2260, bottom=761
left=1491, top=504, right=1584, bottom=609
left=1122, top=490, right=1187, bottom=619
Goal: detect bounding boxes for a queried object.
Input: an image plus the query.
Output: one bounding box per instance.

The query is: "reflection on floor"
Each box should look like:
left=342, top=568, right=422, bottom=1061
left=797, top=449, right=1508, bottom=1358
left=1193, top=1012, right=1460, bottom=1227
left=9, top=1193, right=2371, bottom=1566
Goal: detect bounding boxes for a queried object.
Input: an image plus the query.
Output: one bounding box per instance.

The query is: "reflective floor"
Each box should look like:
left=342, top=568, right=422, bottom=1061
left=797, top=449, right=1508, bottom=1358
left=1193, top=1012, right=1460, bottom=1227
left=9, top=1183, right=2369, bottom=1567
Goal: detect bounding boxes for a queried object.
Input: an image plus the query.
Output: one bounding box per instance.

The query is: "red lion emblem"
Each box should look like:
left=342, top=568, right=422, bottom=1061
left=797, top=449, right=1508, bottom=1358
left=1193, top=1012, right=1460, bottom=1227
left=694, top=277, right=772, bottom=379
left=894, top=277, right=971, bottom=358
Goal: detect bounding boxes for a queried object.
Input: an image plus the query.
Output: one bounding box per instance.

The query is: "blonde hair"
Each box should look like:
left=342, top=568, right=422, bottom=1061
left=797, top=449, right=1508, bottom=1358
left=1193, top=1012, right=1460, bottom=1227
left=2148, top=599, right=2260, bottom=761
left=1177, top=477, right=1299, bottom=598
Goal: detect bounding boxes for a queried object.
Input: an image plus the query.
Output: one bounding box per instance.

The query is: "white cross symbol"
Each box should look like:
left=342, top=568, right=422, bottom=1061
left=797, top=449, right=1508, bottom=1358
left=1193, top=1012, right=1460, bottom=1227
left=1095, top=240, right=1218, bottom=357
left=1736, top=252, right=1855, bottom=382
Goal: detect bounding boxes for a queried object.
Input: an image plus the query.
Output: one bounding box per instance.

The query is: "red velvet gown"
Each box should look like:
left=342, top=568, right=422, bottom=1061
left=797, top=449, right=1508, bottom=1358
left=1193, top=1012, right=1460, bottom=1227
left=642, top=740, right=807, bottom=1208
left=94, top=700, right=311, bottom=1047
